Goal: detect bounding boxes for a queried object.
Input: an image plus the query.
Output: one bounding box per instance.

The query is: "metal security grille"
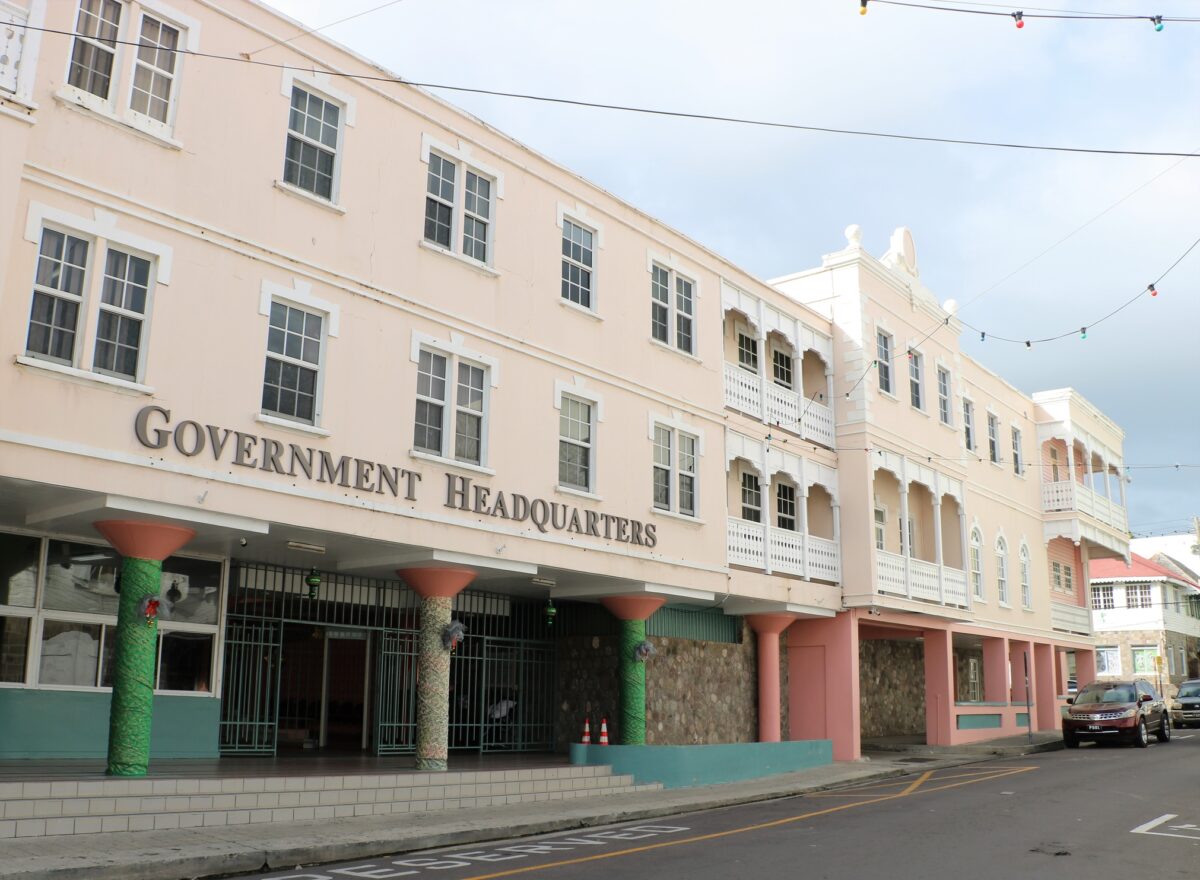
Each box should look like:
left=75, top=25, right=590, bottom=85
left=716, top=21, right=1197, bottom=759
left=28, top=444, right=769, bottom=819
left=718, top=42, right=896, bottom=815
left=220, top=563, right=555, bottom=755
left=218, top=618, right=281, bottom=754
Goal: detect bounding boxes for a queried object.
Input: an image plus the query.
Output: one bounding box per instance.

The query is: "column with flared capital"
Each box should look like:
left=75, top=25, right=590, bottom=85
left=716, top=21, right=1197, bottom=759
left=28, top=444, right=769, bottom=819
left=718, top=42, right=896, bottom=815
left=401, top=567, right=476, bottom=771
left=600, top=595, right=665, bottom=745
left=747, top=613, right=796, bottom=742
left=94, top=520, right=195, bottom=777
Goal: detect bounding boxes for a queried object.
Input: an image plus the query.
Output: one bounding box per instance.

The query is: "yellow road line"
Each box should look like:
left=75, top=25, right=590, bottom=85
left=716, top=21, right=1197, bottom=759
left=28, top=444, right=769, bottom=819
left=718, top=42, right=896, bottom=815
left=459, top=766, right=1032, bottom=880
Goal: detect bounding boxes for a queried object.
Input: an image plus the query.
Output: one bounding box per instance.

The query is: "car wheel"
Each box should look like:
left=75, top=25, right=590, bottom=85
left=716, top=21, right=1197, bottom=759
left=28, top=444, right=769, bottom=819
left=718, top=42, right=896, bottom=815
left=1063, top=730, right=1079, bottom=749
left=1157, top=714, right=1171, bottom=743
left=1134, top=718, right=1149, bottom=748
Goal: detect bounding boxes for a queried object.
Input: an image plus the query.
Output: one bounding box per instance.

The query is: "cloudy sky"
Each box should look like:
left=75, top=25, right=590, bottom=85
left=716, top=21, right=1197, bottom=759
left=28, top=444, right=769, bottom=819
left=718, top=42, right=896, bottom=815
left=266, top=0, right=1199, bottom=538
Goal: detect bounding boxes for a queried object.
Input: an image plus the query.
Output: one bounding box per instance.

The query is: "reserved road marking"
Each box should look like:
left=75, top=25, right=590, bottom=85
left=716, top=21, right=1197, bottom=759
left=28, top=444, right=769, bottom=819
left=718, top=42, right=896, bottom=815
left=1130, top=814, right=1200, bottom=841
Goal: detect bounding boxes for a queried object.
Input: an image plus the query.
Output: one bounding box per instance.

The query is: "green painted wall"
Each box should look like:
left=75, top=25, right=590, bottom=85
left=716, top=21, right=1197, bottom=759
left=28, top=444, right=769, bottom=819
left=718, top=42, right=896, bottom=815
left=956, top=713, right=1002, bottom=730
left=569, top=740, right=832, bottom=788
left=0, top=690, right=219, bottom=759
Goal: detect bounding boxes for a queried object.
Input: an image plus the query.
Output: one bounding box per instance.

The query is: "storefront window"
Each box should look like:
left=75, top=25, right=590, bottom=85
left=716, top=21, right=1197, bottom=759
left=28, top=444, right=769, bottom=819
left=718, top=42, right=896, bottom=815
left=160, top=556, right=221, bottom=626
left=0, top=532, right=40, bottom=607
left=39, top=620, right=101, bottom=686
left=41, top=541, right=121, bottom=616
left=0, top=617, right=31, bottom=682
left=158, top=631, right=214, bottom=692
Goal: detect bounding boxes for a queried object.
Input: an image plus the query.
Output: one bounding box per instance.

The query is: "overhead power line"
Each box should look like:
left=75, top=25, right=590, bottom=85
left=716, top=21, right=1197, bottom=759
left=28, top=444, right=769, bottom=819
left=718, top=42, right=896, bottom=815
left=12, top=21, right=1200, bottom=159
left=863, top=0, right=1200, bottom=26
left=246, top=0, right=412, bottom=56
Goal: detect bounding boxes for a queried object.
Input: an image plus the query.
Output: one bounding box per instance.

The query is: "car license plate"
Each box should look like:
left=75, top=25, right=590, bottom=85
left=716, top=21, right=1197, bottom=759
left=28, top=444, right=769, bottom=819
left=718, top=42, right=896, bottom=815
left=1087, top=725, right=1102, bottom=731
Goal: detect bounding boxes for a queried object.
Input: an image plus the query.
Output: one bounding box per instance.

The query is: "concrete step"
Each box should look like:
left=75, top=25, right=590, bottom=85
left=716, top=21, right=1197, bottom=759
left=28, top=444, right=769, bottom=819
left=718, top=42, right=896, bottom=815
left=0, top=765, right=661, bottom=838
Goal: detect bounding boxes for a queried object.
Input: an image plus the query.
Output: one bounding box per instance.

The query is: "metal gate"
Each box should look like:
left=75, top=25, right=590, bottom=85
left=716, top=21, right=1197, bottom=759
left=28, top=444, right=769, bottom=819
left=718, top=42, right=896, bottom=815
left=218, top=617, right=282, bottom=754
left=374, top=629, right=419, bottom=755
left=481, top=639, right=555, bottom=751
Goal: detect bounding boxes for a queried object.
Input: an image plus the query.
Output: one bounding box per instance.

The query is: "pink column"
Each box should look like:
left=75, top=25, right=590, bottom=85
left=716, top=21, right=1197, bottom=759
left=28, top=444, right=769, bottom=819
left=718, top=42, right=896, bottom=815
left=982, top=636, right=1009, bottom=703
left=1055, top=648, right=1070, bottom=695
left=599, top=595, right=666, bottom=622
left=1034, top=643, right=1057, bottom=730
left=1009, top=641, right=1030, bottom=702
left=746, top=613, right=796, bottom=743
left=787, top=612, right=860, bottom=760
left=923, top=628, right=954, bottom=746
left=94, top=520, right=196, bottom=562
left=1075, top=649, right=1097, bottom=689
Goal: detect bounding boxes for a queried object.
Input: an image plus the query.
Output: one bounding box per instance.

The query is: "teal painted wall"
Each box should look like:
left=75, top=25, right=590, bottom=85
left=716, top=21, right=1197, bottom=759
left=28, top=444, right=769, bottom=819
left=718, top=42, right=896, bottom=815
left=569, top=740, right=832, bottom=788
left=956, top=713, right=1002, bottom=730
left=1016, top=713, right=1030, bottom=727
left=0, top=690, right=220, bottom=759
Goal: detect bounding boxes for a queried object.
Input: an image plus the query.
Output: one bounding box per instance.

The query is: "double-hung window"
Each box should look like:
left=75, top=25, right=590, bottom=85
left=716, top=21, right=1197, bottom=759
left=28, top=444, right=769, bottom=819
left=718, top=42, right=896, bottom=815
left=995, top=537, right=1009, bottom=604
left=736, top=331, right=758, bottom=373
left=1051, top=561, right=1063, bottom=592
left=650, top=264, right=695, bottom=355
left=560, top=219, right=594, bottom=309
left=422, top=144, right=498, bottom=267
left=937, top=367, right=951, bottom=425
left=558, top=396, right=593, bottom=492
left=652, top=424, right=697, bottom=517
left=874, top=508, right=887, bottom=551
left=1011, top=427, right=1023, bottom=475
left=262, top=301, right=323, bottom=424
left=987, top=413, right=1000, bottom=463
left=1096, top=646, right=1120, bottom=676
left=1063, top=563, right=1073, bottom=594
left=776, top=484, right=797, bottom=531
left=1, top=2, right=40, bottom=105
left=876, top=331, right=892, bottom=394
left=24, top=222, right=158, bottom=385
left=773, top=350, right=793, bottom=388
left=1019, top=545, right=1032, bottom=609
left=1127, top=583, right=1153, bottom=609
left=64, top=1, right=193, bottom=139
left=908, top=350, right=923, bottom=409
left=740, top=472, right=761, bottom=523
left=414, top=349, right=488, bottom=466
left=284, top=86, right=341, bottom=201
left=963, top=400, right=976, bottom=450
left=969, top=528, right=983, bottom=599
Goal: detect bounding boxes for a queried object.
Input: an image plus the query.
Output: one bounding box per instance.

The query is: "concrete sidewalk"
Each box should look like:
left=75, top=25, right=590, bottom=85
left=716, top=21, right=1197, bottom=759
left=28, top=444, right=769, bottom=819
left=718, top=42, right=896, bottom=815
left=0, top=734, right=1062, bottom=880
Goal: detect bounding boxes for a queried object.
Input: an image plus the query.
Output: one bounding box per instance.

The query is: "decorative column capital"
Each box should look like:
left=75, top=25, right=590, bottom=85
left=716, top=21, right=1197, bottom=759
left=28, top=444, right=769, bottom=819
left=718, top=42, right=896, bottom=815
left=600, top=595, right=665, bottom=621
left=399, top=566, right=476, bottom=599
left=93, top=520, right=195, bottom=561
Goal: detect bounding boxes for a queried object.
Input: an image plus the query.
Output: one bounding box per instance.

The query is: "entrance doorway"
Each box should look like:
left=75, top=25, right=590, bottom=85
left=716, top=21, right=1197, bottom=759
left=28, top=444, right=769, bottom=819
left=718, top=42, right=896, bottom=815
left=277, top=625, right=371, bottom=752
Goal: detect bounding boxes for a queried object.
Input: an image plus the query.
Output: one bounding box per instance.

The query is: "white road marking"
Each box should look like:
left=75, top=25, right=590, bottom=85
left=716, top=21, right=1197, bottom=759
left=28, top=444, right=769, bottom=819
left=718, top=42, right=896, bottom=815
left=1173, top=734, right=1194, bottom=739
left=1131, top=814, right=1200, bottom=841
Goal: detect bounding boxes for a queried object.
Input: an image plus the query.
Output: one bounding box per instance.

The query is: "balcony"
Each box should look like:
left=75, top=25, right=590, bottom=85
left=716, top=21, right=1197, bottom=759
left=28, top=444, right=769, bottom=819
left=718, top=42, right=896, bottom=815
left=876, top=549, right=969, bottom=608
left=1042, top=480, right=1127, bottom=533
left=1050, top=600, right=1091, bottom=636
left=723, top=363, right=834, bottom=448
left=727, top=518, right=841, bottom=582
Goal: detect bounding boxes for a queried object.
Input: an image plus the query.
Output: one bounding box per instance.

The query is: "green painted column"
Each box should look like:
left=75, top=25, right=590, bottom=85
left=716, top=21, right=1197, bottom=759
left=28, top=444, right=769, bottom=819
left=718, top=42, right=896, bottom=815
left=618, top=618, right=647, bottom=745
left=107, top=556, right=165, bottom=776
left=416, top=594, right=452, bottom=771
left=93, top=520, right=195, bottom=778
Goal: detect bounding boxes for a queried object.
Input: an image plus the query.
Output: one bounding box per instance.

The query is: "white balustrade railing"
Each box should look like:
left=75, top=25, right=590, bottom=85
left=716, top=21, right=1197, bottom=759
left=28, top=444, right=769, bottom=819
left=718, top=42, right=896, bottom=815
left=1041, top=480, right=1128, bottom=532
left=764, top=382, right=799, bottom=430
left=802, top=398, right=835, bottom=448
left=876, top=550, right=969, bottom=609
left=876, top=550, right=908, bottom=597
left=910, top=558, right=941, bottom=602
left=723, top=363, right=761, bottom=418
left=943, top=567, right=969, bottom=607
left=1050, top=601, right=1091, bottom=635
left=727, top=518, right=841, bottom=583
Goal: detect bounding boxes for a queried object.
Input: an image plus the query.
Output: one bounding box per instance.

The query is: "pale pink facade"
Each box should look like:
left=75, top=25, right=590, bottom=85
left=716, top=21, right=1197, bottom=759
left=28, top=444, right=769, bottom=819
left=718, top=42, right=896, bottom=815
left=0, top=1, right=1130, bottom=761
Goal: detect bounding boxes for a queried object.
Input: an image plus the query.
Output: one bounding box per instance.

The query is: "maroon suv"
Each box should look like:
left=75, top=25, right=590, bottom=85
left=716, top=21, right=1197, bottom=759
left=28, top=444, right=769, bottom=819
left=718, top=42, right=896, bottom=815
left=1062, top=679, right=1171, bottom=748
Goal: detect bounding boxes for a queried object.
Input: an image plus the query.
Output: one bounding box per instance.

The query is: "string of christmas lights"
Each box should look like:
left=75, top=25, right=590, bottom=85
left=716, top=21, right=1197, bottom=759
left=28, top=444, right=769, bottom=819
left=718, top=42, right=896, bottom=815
left=859, top=0, right=1200, bottom=29
left=11, top=21, right=1200, bottom=159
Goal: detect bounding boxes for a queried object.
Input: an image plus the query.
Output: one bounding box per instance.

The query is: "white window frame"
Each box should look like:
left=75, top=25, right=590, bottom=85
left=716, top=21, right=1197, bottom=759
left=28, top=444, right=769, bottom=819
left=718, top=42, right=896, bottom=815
left=0, top=0, right=47, bottom=109
left=1063, top=563, right=1073, bottom=594
left=963, top=398, right=976, bottom=451
left=740, top=470, right=762, bottom=523
left=409, top=331, right=499, bottom=471
left=874, top=506, right=887, bottom=552
left=776, top=482, right=797, bottom=531
left=19, top=204, right=173, bottom=391
left=908, top=348, right=924, bottom=410
left=970, top=527, right=984, bottom=600
left=1126, top=582, right=1153, bottom=609
left=736, top=324, right=758, bottom=374
left=255, top=279, right=338, bottom=431
left=1096, top=645, right=1120, bottom=676
left=936, top=366, right=952, bottom=426
left=987, top=412, right=1001, bottom=464
left=1019, top=543, right=1032, bottom=609
left=648, top=256, right=697, bottom=357
left=1011, top=426, right=1024, bottom=476
left=59, top=0, right=200, bottom=144
left=995, top=536, right=1009, bottom=605
left=1049, top=446, right=1061, bottom=482
left=554, top=380, right=602, bottom=495
left=772, top=346, right=793, bottom=389
left=649, top=415, right=703, bottom=519
left=876, top=330, right=893, bottom=395
left=420, top=135, right=503, bottom=270
left=279, top=77, right=350, bottom=206
left=1091, top=583, right=1114, bottom=610
left=557, top=209, right=598, bottom=313
left=1131, top=645, right=1158, bottom=676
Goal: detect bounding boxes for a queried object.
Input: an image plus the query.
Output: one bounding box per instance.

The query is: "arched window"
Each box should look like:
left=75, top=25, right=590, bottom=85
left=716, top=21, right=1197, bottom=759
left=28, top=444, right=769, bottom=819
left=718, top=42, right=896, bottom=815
left=995, top=537, right=1009, bottom=605
left=1019, top=544, right=1032, bottom=609
left=969, top=528, right=984, bottom=600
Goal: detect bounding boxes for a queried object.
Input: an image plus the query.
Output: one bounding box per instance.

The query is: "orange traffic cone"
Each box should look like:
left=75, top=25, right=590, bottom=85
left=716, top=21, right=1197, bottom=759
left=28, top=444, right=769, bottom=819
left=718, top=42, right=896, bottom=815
left=599, top=717, right=609, bottom=746
left=581, top=718, right=591, bottom=744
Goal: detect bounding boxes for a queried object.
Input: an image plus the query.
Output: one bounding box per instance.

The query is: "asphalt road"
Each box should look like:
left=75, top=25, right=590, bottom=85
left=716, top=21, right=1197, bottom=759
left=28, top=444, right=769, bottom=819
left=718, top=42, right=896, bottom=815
left=247, top=732, right=1200, bottom=880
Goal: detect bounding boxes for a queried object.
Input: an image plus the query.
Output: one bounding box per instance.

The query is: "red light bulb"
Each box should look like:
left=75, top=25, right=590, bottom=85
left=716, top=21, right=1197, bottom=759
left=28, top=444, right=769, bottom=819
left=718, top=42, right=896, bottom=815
left=1013, top=12, right=1024, bottom=28
left=1150, top=284, right=1158, bottom=297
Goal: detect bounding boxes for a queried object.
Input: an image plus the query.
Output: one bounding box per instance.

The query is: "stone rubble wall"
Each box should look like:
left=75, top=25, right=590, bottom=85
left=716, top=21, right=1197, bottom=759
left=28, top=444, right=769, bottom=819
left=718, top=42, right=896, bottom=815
left=1091, top=629, right=1200, bottom=699
left=859, top=639, right=925, bottom=737
left=554, top=634, right=622, bottom=752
